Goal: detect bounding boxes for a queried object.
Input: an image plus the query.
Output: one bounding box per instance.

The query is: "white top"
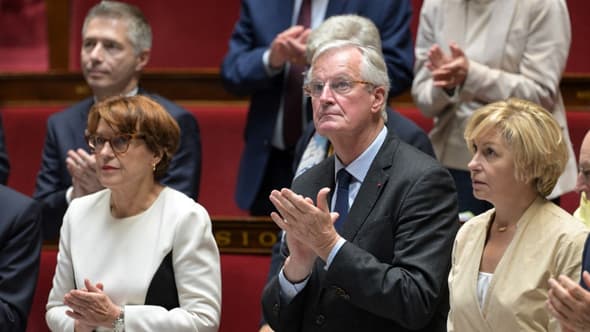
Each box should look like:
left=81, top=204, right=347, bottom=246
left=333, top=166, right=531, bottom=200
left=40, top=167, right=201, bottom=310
left=46, top=187, right=221, bottom=332
left=477, top=272, right=492, bottom=308
left=448, top=197, right=588, bottom=331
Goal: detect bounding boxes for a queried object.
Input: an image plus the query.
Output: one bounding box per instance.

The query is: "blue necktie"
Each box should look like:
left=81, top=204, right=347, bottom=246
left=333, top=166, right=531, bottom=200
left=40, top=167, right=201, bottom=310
left=334, top=169, right=352, bottom=231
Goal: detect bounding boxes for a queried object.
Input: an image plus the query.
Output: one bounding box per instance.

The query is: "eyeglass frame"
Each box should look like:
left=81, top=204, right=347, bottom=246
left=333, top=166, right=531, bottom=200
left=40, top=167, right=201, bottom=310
left=303, top=77, right=374, bottom=98
left=85, top=132, right=145, bottom=154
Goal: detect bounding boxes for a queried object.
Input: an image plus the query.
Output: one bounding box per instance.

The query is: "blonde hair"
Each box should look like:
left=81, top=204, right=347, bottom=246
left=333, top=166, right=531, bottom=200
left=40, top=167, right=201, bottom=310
left=464, top=98, right=568, bottom=196
left=87, top=95, right=180, bottom=180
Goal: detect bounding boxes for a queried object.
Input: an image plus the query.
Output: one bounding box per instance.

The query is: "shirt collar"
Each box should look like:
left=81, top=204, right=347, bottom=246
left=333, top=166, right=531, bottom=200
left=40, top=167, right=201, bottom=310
left=334, top=126, right=387, bottom=184
left=93, top=87, right=139, bottom=103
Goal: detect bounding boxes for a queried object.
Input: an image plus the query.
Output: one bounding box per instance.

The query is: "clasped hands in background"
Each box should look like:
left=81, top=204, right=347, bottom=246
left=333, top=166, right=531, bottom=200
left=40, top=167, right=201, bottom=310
left=269, top=25, right=310, bottom=68
left=548, top=272, right=590, bottom=332
left=426, top=42, right=469, bottom=90
left=66, top=148, right=104, bottom=199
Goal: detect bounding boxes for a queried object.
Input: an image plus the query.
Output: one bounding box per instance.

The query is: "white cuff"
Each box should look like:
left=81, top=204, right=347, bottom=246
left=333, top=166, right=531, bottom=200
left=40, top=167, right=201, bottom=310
left=278, top=268, right=310, bottom=303
left=65, top=186, right=74, bottom=204
left=263, top=49, right=284, bottom=77
left=325, top=238, right=347, bottom=269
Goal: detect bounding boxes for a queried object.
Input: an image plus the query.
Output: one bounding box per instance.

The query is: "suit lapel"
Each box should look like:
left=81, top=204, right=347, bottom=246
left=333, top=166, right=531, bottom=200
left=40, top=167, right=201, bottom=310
left=341, top=133, right=396, bottom=240
left=313, top=157, right=335, bottom=201
left=483, top=0, right=517, bottom=67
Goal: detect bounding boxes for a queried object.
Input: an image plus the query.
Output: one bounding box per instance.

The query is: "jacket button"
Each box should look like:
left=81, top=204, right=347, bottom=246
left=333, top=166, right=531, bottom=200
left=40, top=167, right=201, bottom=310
left=315, top=314, right=325, bottom=325
left=272, top=303, right=280, bottom=315
left=334, top=286, right=350, bottom=300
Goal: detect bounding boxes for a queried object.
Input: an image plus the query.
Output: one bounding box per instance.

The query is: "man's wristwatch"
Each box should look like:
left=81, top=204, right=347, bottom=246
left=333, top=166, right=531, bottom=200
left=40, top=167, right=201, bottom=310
left=113, top=306, right=125, bottom=332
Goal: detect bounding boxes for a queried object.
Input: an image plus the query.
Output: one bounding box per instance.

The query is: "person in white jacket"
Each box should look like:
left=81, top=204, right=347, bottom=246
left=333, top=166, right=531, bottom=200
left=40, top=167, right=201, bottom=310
left=412, top=0, right=576, bottom=217
left=45, top=96, right=221, bottom=332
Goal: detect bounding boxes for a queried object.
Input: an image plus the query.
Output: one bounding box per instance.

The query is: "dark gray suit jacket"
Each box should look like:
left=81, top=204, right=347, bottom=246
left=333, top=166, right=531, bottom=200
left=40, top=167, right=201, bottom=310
left=0, top=114, right=9, bottom=185
left=0, top=185, right=41, bottom=332
left=261, top=131, right=458, bottom=332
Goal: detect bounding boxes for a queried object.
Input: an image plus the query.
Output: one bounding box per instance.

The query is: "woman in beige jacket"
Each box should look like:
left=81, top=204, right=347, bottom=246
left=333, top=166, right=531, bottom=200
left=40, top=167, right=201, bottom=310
left=447, top=98, right=588, bottom=331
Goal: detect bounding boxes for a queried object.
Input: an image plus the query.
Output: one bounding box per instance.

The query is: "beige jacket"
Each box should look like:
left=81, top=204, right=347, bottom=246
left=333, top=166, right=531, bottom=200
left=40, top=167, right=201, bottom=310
left=412, top=0, right=576, bottom=198
left=448, top=197, right=588, bottom=331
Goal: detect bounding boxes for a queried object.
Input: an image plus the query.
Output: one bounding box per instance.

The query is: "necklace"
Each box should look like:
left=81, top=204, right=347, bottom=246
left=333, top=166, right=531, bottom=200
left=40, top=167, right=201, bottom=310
left=497, top=226, right=508, bottom=232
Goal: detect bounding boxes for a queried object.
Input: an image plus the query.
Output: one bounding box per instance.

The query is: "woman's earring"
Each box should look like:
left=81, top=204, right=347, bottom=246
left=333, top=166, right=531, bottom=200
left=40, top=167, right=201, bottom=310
left=152, top=163, right=156, bottom=172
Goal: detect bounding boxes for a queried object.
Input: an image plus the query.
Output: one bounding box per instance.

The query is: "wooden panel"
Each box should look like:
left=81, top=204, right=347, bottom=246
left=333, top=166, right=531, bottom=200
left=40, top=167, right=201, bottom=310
left=46, top=0, right=69, bottom=70
left=212, top=217, right=280, bottom=255
left=0, top=71, right=589, bottom=109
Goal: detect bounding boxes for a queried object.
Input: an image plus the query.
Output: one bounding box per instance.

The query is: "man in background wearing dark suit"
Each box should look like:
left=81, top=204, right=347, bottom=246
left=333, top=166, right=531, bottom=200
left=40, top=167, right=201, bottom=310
left=221, top=0, right=414, bottom=216
left=261, top=41, right=458, bottom=331
left=0, top=184, right=42, bottom=332
left=34, top=1, right=201, bottom=240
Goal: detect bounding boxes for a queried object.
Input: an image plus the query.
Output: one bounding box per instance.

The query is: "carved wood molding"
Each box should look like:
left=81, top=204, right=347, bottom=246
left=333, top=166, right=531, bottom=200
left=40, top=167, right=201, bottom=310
left=211, top=216, right=279, bottom=254
left=43, top=216, right=280, bottom=255
left=1, top=71, right=589, bottom=109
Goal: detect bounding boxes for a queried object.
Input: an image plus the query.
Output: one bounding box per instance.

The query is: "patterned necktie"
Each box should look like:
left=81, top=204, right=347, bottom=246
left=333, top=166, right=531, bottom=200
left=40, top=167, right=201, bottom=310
left=282, top=0, right=311, bottom=148
left=334, top=169, right=352, bottom=231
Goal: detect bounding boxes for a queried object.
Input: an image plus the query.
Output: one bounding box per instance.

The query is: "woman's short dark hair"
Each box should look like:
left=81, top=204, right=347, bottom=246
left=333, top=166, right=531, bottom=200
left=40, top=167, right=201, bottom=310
left=87, top=95, right=180, bottom=180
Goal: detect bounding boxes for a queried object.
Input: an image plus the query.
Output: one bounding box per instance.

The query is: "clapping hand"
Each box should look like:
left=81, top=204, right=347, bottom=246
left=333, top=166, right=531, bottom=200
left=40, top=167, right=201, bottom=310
left=64, top=279, right=120, bottom=329
left=66, top=149, right=104, bottom=199
left=426, top=42, right=469, bottom=90
left=547, top=272, right=590, bottom=332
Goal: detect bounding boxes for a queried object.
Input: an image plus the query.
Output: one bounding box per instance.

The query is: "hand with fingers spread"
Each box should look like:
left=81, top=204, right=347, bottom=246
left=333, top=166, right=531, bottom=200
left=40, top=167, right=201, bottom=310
left=268, top=25, right=311, bottom=69
left=426, top=42, right=469, bottom=89
left=64, top=279, right=121, bottom=329
left=66, top=149, right=103, bottom=199
left=547, top=271, right=590, bottom=332
left=269, top=187, right=340, bottom=265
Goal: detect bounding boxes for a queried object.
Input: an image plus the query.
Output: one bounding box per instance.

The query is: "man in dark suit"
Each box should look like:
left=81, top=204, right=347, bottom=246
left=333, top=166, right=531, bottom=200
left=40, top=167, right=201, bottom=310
left=261, top=41, right=458, bottom=331
left=259, top=14, right=433, bottom=331
left=0, top=185, right=42, bottom=332
left=0, top=115, right=9, bottom=185
left=34, top=1, right=201, bottom=240
left=221, top=0, right=414, bottom=216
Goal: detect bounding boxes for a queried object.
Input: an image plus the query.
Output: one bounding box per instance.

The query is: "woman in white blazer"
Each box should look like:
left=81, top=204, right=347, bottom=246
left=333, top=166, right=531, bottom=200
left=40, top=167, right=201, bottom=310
left=412, top=0, right=576, bottom=216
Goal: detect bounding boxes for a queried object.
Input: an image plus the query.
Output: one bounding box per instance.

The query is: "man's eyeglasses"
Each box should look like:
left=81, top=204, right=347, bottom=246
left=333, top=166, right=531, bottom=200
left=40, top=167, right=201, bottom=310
left=304, top=78, right=372, bottom=98
left=579, top=166, right=590, bottom=182
left=86, top=133, right=144, bottom=154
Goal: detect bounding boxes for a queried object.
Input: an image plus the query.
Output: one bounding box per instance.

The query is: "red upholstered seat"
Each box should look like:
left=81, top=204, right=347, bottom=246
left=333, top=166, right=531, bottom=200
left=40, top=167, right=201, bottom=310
left=397, top=106, right=434, bottom=133
left=219, top=254, right=271, bottom=332
left=2, top=105, right=62, bottom=196
left=26, top=248, right=57, bottom=332
left=185, top=104, right=249, bottom=217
